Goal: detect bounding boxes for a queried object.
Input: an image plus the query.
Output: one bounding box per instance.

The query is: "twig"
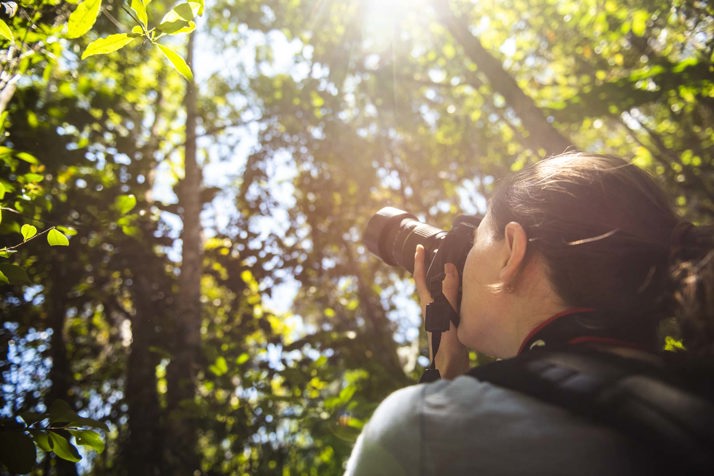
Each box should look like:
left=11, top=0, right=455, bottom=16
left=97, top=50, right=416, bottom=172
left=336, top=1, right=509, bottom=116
left=0, top=225, right=56, bottom=252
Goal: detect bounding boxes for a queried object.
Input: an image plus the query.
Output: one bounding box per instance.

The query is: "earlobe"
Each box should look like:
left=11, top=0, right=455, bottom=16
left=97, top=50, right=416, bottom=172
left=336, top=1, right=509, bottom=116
left=499, top=222, right=528, bottom=286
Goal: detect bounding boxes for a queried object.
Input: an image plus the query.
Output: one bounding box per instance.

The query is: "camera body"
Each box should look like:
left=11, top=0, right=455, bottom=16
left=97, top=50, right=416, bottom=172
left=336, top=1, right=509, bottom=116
left=364, top=207, right=481, bottom=304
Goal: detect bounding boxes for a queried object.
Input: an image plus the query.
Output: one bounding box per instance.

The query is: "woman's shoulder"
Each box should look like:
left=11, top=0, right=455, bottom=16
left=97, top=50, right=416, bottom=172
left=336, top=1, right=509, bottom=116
left=418, top=375, right=655, bottom=475
left=370, top=376, right=513, bottom=420
left=364, top=375, right=553, bottom=448
left=369, top=374, right=554, bottom=423
left=347, top=375, right=654, bottom=475
left=416, top=374, right=566, bottom=428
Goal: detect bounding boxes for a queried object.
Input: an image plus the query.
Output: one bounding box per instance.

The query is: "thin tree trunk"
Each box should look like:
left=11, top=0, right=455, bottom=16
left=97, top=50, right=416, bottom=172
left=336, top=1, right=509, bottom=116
left=125, top=246, right=164, bottom=476
left=125, top=64, right=168, bottom=476
left=46, top=258, right=78, bottom=476
left=432, top=0, right=575, bottom=156
left=165, top=32, right=202, bottom=474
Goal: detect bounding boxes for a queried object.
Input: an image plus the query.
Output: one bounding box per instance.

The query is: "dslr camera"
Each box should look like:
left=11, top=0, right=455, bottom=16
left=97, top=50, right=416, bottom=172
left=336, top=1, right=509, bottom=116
left=363, top=207, right=481, bottom=304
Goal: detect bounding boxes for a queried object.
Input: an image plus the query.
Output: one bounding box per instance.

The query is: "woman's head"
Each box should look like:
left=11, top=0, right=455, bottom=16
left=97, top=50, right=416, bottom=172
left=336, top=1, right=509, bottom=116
left=487, top=154, right=680, bottom=343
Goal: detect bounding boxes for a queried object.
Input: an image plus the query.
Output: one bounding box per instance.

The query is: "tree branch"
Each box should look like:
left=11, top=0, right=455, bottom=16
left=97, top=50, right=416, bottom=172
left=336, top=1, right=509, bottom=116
left=431, top=0, right=575, bottom=156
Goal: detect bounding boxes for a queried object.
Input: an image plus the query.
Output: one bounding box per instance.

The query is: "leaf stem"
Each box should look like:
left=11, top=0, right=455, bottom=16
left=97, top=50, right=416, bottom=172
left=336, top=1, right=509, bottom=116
left=0, top=225, right=55, bottom=252
left=120, top=4, right=144, bottom=34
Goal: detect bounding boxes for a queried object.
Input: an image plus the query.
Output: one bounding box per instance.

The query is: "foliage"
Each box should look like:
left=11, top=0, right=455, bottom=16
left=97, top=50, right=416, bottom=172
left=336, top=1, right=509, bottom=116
left=0, top=0, right=199, bottom=473
left=0, top=147, right=71, bottom=285
left=0, top=0, right=712, bottom=474
left=0, top=399, right=106, bottom=473
left=74, top=0, right=205, bottom=79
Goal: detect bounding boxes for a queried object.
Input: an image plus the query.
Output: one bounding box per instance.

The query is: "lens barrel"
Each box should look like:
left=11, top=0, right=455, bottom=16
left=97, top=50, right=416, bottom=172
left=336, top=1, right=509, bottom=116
left=363, top=207, right=446, bottom=274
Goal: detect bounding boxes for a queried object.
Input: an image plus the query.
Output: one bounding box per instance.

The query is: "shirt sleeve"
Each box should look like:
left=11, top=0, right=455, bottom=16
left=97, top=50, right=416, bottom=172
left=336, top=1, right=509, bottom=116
left=344, top=384, right=425, bottom=476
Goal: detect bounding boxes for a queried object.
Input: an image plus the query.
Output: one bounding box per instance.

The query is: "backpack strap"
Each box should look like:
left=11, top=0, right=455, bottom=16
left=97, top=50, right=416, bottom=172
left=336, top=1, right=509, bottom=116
left=467, top=348, right=714, bottom=475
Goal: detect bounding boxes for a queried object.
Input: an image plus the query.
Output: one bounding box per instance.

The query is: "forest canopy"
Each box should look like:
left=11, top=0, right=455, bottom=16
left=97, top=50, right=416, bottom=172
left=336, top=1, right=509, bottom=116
left=0, top=0, right=712, bottom=474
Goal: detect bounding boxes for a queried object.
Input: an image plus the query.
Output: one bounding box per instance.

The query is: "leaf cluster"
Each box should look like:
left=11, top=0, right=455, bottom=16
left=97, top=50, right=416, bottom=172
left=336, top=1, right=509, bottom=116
left=0, top=400, right=106, bottom=474
left=70, top=0, right=204, bottom=79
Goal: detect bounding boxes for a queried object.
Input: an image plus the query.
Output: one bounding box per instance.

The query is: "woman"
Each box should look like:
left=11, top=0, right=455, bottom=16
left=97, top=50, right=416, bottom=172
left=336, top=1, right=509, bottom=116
left=345, top=153, right=713, bottom=475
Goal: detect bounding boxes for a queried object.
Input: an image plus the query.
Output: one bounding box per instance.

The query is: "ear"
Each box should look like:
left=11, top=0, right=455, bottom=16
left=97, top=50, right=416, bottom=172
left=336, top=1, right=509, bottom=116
left=499, top=222, right=528, bottom=286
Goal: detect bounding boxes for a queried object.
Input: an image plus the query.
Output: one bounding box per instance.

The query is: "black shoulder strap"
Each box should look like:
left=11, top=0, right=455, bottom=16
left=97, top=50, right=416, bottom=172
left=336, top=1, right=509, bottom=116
left=468, top=349, right=714, bottom=475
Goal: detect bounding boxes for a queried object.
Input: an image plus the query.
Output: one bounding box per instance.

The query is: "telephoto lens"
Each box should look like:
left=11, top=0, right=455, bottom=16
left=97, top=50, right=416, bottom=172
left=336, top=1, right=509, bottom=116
left=364, top=207, right=480, bottom=299
left=363, top=207, right=447, bottom=274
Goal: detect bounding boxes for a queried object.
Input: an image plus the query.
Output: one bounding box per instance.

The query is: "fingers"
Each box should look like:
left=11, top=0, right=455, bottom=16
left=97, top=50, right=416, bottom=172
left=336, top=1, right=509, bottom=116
left=414, top=245, right=433, bottom=307
left=442, top=262, right=460, bottom=310
left=416, top=246, right=461, bottom=313
left=415, top=246, right=461, bottom=308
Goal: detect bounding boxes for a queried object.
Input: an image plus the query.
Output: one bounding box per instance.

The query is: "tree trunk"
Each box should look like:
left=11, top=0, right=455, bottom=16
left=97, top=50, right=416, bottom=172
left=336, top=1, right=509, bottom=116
left=433, top=0, right=575, bottom=156
left=124, top=57, right=170, bottom=476
left=125, top=243, right=164, bottom=476
left=165, top=32, right=203, bottom=474
left=45, top=257, right=78, bottom=476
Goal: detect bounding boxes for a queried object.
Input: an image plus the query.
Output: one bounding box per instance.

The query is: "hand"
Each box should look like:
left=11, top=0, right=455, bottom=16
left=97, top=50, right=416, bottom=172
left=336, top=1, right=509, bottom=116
left=414, top=245, right=470, bottom=379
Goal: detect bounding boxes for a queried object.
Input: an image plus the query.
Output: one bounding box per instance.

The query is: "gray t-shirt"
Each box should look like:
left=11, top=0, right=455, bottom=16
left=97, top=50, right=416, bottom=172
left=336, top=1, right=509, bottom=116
left=345, top=375, right=656, bottom=475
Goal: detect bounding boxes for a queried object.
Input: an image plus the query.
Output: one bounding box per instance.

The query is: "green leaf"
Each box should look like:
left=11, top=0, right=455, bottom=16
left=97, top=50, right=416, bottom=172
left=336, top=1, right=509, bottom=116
left=672, top=57, right=698, bottom=73
left=157, top=19, right=195, bottom=35
left=114, top=194, right=137, bottom=215
left=47, top=401, right=108, bottom=431
left=193, top=0, right=205, bottom=15
left=117, top=215, right=140, bottom=236
left=628, top=64, right=665, bottom=82
left=73, top=416, right=109, bottom=432
left=0, top=249, right=17, bottom=258
left=0, top=429, right=36, bottom=474
left=48, top=432, right=82, bottom=463
left=0, top=182, right=5, bottom=199
left=16, top=152, right=38, bottom=164
left=178, top=2, right=201, bottom=21
left=33, top=431, right=52, bottom=452
left=49, top=400, right=78, bottom=426
left=47, top=229, right=70, bottom=247
left=0, top=263, right=30, bottom=284
left=22, top=172, right=44, bottom=183
left=156, top=43, right=193, bottom=80
left=21, top=224, right=37, bottom=241
left=0, top=270, right=8, bottom=285
left=121, top=225, right=140, bottom=237
left=631, top=10, right=648, bottom=37
left=160, top=2, right=201, bottom=26
left=57, top=226, right=78, bottom=237
left=82, top=33, right=137, bottom=60
left=209, top=356, right=228, bottom=376
left=174, top=2, right=196, bottom=20
left=70, top=429, right=105, bottom=454
left=67, top=0, right=103, bottom=39
left=0, top=19, right=14, bottom=43
left=130, top=0, right=148, bottom=27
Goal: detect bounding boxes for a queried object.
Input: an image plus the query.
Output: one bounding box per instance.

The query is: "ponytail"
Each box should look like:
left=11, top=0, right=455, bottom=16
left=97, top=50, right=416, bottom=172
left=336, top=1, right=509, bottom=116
left=670, top=225, right=714, bottom=357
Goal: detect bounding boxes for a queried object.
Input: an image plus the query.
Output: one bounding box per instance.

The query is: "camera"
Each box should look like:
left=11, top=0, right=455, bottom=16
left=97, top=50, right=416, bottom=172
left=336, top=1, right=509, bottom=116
left=363, top=207, right=481, bottom=300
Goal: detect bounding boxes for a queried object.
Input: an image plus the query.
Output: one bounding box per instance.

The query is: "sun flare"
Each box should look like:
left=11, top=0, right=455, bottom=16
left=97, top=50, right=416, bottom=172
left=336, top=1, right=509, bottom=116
left=360, top=0, right=427, bottom=51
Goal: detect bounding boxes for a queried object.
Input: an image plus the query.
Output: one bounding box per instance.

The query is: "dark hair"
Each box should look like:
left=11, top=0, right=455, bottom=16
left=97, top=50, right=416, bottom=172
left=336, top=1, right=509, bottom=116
left=671, top=232, right=714, bottom=357
left=490, top=153, right=714, bottom=353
